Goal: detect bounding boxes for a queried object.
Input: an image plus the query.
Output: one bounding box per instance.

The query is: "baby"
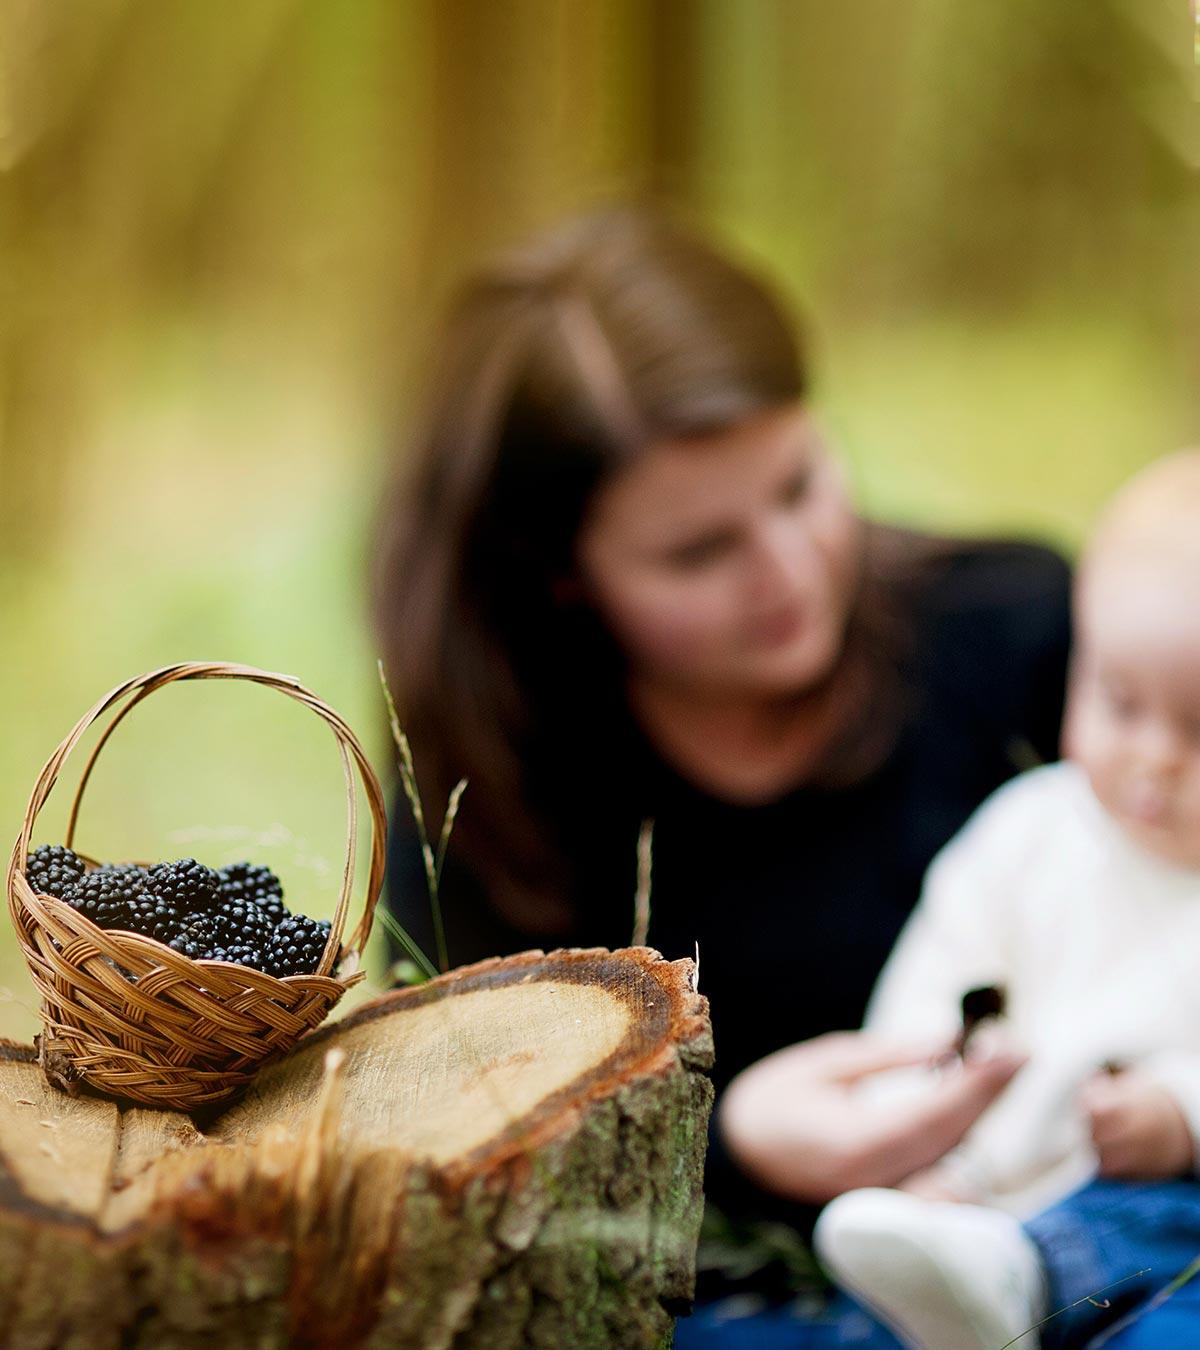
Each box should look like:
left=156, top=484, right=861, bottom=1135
left=815, top=450, right=1200, bottom=1347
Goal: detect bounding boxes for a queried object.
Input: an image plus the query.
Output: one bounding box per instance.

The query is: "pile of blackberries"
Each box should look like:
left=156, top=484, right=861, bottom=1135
left=24, top=844, right=333, bottom=979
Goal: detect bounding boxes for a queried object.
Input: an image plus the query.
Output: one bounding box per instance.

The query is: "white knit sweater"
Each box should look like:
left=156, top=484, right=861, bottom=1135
left=863, top=761, right=1200, bottom=1218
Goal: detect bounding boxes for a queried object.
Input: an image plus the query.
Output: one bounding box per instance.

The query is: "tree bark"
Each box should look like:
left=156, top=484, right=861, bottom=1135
left=0, top=946, right=713, bottom=1349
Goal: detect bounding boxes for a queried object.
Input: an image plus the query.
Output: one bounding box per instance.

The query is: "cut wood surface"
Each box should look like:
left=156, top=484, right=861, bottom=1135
left=0, top=946, right=713, bottom=1349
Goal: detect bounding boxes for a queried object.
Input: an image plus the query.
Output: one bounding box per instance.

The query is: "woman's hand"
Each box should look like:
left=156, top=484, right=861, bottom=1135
left=717, top=1030, right=1024, bottom=1204
left=1080, top=1069, right=1195, bottom=1180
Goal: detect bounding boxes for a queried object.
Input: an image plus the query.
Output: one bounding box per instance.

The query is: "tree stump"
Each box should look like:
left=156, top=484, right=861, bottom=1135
left=0, top=946, right=713, bottom=1349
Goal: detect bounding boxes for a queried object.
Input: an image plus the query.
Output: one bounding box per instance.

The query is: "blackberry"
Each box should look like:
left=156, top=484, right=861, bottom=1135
left=266, top=915, right=333, bottom=977
left=124, top=891, right=189, bottom=946
left=66, top=863, right=149, bottom=928
left=165, top=912, right=267, bottom=971
left=218, top=861, right=289, bottom=924
left=25, top=844, right=87, bottom=899
left=143, top=858, right=219, bottom=918
left=212, top=897, right=274, bottom=951
left=168, top=912, right=217, bottom=961
left=208, top=940, right=266, bottom=971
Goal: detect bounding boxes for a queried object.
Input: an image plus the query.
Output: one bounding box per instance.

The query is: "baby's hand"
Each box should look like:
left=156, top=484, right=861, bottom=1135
left=1080, top=1068, right=1195, bottom=1179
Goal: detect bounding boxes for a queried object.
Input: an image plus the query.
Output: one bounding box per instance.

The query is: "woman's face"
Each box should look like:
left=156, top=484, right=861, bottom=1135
left=575, top=405, right=862, bottom=699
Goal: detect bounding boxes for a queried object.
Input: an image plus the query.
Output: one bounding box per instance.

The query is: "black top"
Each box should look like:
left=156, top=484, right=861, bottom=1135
left=384, top=537, right=1072, bottom=1231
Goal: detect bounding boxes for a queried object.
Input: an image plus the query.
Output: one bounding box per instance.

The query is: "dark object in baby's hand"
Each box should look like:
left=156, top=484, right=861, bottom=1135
left=957, top=984, right=1007, bottom=1058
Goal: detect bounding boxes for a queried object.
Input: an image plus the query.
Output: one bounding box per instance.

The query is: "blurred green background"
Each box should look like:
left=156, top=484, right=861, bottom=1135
left=0, top=1, right=1196, bottom=1041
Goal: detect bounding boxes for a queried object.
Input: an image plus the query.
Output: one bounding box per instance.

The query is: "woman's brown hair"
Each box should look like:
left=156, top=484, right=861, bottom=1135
left=372, top=206, right=906, bottom=932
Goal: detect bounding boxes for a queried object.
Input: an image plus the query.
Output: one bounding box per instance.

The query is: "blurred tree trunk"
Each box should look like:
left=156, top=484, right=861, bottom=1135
left=0, top=0, right=1194, bottom=557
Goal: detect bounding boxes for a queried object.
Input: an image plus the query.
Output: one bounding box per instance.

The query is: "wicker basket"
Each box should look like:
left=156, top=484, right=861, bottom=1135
left=5, top=661, right=387, bottom=1111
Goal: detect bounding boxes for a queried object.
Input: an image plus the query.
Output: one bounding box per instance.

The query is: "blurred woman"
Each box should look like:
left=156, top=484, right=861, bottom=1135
left=371, top=207, right=1070, bottom=1333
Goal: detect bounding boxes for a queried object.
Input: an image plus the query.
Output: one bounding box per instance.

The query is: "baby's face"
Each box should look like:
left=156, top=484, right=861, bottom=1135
left=1065, top=550, right=1200, bottom=869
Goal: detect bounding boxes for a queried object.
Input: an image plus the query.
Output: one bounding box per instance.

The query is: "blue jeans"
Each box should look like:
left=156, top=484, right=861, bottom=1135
left=1028, top=1177, right=1200, bottom=1348
left=674, top=1290, right=902, bottom=1349
left=675, top=1179, right=1200, bottom=1349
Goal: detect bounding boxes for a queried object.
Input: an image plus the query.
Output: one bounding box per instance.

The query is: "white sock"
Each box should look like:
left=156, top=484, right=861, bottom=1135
left=814, top=1188, right=1048, bottom=1350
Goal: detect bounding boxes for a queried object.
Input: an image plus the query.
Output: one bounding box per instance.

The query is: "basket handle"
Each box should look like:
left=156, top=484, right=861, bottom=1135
left=12, top=662, right=387, bottom=975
